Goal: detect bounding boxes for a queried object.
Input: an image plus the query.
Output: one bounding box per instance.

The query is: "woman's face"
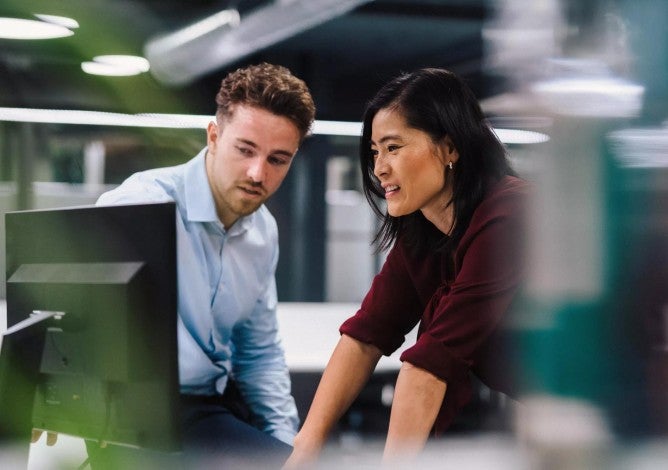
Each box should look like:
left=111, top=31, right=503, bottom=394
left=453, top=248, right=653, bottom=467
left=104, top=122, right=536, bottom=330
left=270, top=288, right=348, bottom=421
left=370, top=108, right=458, bottom=220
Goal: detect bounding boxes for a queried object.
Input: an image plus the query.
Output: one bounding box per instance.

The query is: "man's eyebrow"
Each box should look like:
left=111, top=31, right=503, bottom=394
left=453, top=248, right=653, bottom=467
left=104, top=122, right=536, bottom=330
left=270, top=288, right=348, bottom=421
left=236, top=138, right=258, bottom=148
left=237, top=138, right=295, bottom=158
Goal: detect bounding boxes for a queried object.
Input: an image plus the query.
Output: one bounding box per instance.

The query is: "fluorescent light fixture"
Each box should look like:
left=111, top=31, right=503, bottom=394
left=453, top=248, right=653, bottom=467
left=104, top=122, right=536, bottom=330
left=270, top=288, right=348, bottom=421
left=140, top=113, right=212, bottom=128
left=493, top=128, right=550, bottom=145
left=609, top=128, right=668, bottom=168
left=532, top=77, right=644, bottom=117
left=95, top=55, right=150, bottom=72
left=146, top=0, right=373, bottom=85
left=147, top=9, right=241, bottom=56
left=0, top=17, right=74, bottom=39
left=312, top=120, right=362, bottom=137
left=81, top=61, right=138, bottom=76
left=534, top=77, right=643, bottom=96
left=0, top=108, right=356, bottom=134
left=82, top=55, right=150, bottom=77
left=145, top=9, right=241, bottom=85
left=0, top=108, right=550, bottom=145
left=34, top=14, right=79, bottom=29
left=0, top=108, right=197, bottom=128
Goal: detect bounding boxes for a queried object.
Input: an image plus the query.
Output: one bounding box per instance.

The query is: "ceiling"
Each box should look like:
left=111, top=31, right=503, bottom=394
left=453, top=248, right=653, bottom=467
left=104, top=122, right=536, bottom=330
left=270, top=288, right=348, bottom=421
left=0, top=0, right=500, bottom=122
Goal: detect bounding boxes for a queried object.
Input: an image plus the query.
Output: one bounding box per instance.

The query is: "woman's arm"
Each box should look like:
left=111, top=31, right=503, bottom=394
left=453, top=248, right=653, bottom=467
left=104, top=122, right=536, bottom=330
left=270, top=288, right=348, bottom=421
left=383, top=361, right=447, bottom=461
left=284, top=334, right=382, bottom=468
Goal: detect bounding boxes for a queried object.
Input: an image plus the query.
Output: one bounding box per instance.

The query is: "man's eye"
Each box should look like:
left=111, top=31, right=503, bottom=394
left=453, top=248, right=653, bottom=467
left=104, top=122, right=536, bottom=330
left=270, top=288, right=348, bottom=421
left=387, top=145, right=400, bottom=152
left=269, top=156, right=289, bottom=166
left=237, top=146, right=253, bottom=155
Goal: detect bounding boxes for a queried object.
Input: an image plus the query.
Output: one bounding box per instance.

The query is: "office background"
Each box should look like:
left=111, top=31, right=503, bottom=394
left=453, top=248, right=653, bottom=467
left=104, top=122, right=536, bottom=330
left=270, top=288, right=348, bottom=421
left=1, top=0, right=667, bottom=468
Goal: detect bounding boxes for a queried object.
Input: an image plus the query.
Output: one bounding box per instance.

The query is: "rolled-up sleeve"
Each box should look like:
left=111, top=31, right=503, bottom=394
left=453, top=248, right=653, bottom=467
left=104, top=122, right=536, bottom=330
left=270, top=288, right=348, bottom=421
left=340, top=244, right=423, bottom=355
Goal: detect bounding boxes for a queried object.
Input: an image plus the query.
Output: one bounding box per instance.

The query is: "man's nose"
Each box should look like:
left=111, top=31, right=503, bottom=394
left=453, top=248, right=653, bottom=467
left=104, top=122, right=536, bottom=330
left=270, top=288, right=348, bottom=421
left=247, top=158, right=266, bottom=182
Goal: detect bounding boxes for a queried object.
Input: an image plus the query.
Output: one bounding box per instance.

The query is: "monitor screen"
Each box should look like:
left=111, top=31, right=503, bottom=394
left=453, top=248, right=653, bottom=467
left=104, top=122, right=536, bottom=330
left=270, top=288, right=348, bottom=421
left=0, top=202, right=180, bottom=452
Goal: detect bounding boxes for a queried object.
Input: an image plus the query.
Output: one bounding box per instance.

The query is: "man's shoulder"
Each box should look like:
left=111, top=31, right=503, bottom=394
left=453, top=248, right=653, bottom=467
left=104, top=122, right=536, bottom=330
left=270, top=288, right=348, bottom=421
left=97, top=163, right=185, bottom=206
left=131, top=164, right=186, bottom=190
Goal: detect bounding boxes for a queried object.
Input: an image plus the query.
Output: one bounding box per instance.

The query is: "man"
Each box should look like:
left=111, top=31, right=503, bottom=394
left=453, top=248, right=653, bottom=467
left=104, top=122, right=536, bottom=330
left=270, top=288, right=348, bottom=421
left=93, top=62, right=316, bottom=466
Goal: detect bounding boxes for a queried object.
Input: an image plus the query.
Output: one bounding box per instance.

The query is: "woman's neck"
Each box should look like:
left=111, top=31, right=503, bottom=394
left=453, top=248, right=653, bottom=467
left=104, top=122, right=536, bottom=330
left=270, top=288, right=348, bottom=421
left=421, top=200, right=454, bottom=236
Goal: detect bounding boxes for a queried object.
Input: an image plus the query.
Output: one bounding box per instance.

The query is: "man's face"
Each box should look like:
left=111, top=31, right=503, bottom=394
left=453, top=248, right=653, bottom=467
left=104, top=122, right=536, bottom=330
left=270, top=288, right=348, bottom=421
left=205, top=104, right=301, bottom=228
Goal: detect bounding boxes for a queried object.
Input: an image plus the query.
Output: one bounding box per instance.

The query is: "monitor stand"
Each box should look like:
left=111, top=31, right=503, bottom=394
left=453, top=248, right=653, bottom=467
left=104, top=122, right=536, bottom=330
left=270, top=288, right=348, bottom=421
left=0, top=311, right=64, bottom=444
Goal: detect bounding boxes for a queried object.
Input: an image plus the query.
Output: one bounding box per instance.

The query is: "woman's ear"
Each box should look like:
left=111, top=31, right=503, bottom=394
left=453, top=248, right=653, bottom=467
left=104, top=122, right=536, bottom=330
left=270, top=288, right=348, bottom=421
left=442, top=136, right=460, bottom=164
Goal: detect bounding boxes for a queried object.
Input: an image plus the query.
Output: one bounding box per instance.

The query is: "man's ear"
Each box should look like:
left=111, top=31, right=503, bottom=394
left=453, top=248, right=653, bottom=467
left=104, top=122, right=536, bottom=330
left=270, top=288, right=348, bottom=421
left=206, top=121, right=219, bottom=152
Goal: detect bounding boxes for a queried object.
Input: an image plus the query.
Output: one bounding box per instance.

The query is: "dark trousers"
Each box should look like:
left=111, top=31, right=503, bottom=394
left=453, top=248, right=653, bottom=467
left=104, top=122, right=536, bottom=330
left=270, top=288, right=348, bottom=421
left=86, top=388, right=292, bottom=469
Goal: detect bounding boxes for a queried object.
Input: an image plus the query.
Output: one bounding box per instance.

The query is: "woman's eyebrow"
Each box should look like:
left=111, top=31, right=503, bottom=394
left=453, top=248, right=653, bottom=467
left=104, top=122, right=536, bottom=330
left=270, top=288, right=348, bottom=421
left=370, top=134, right=402, bottom=146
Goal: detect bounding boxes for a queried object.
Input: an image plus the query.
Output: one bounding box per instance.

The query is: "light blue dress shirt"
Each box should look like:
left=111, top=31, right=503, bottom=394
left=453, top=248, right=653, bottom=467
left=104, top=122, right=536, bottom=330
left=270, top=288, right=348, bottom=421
left=96, top=148, right=298, bottom=444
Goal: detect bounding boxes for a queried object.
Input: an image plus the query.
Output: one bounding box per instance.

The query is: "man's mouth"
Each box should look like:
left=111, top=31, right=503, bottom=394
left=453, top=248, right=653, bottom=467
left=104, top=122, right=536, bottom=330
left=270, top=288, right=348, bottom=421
left=239, top=186, right=264, bottom=197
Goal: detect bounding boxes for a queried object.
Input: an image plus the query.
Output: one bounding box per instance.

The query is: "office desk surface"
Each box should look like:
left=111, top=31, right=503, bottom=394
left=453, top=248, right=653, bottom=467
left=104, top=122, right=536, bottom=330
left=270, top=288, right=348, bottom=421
left=0, top=300, right=415, bottom=372
left=277, top=302, right=416, bottom=372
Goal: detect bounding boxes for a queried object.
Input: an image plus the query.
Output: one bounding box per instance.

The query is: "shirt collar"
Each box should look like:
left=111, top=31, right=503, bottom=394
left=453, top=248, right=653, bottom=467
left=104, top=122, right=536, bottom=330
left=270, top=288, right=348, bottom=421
left=183, top=147, right=254, bottom=235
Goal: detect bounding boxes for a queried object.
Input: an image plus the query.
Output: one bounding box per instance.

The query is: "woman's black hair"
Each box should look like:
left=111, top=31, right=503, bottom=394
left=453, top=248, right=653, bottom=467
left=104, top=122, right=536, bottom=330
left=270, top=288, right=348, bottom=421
left=360, top=68, right=515, bottom=256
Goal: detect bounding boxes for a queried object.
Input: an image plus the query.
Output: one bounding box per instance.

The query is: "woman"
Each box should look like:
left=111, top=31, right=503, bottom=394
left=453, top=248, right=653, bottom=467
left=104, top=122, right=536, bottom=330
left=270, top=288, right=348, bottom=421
left=286, top=68, right=529, bottom=466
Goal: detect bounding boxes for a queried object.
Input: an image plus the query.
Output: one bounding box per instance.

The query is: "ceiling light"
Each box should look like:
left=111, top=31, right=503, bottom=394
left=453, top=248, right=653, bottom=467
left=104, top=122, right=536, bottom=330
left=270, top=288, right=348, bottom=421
left=493, top=128, right=550, bottom=145
left=81, top=61, right=140, bottom=76
left=532, top=77, right=644, bottom=117
left=312, top=120, right=362, bottom=136
left=0, top=108, right=180, bottom=127
left=82, top=55, right=150, bottom=76
left=147, top=9, right=241, bottom=55
left=139, top=113, right=211, bottom=128
left=0, top=108, right=551, bottom=144
left=94, top=55, right=150, bottom=72
left=609, top=128, right=668, bottom=168
left=146, top=0, right=373, bottom=85
left=0, top=17, right=74, bottom=39
left=145, top=9, right=240, bottom=85
left=34, top=14, right=79, bottom=29
left=0, top=108, right=358, bottom=134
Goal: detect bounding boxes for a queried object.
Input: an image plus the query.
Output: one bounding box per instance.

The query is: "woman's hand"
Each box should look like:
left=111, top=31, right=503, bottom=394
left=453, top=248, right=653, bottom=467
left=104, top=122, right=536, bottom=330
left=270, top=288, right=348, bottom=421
left=283, top=432, right=325, bottom=469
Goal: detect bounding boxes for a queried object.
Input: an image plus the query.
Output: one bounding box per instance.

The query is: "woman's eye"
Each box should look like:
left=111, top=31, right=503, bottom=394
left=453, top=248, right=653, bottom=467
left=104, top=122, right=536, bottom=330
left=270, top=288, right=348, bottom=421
left=387, top=145, right=400, bottom=152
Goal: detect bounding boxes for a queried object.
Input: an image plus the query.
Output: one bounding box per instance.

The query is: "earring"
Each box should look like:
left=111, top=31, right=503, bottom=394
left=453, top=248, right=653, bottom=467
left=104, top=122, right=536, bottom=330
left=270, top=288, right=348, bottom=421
left=448, top=161, right=453, bottom=170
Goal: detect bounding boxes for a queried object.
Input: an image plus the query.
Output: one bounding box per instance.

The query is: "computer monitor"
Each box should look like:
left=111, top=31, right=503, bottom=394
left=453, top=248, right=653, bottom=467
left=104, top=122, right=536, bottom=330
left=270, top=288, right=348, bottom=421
left=0, top=202, right=180, bottom=452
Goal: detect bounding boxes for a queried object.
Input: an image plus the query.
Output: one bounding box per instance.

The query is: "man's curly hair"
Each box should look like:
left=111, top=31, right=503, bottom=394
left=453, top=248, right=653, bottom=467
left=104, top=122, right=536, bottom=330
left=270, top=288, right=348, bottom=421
left=215, top=62, right=316, bottom=140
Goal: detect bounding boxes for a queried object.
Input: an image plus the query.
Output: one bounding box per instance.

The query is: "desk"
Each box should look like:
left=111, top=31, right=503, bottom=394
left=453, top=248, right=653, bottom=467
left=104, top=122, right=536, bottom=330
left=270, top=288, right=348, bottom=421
left=277, top=302, right=417, bottom=372
left=0, top=300, right=415, bottom=372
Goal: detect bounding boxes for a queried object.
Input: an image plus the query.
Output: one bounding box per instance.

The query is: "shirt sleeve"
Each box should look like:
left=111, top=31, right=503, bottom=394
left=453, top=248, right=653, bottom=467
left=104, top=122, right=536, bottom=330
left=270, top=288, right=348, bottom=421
left=230, top=239, right=299, bottom=445
left=340, top=242, right=423, bottom=355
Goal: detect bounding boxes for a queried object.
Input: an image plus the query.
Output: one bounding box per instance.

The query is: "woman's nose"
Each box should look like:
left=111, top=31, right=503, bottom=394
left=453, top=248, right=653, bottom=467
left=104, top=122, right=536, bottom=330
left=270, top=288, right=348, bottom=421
left=373, top=154, right=388, bottom=178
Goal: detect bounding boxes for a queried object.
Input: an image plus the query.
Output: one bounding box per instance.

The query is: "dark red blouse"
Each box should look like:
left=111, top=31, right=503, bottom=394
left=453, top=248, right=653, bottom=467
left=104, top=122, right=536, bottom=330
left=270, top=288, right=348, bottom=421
left=340, top=175, right=530, bottom=434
